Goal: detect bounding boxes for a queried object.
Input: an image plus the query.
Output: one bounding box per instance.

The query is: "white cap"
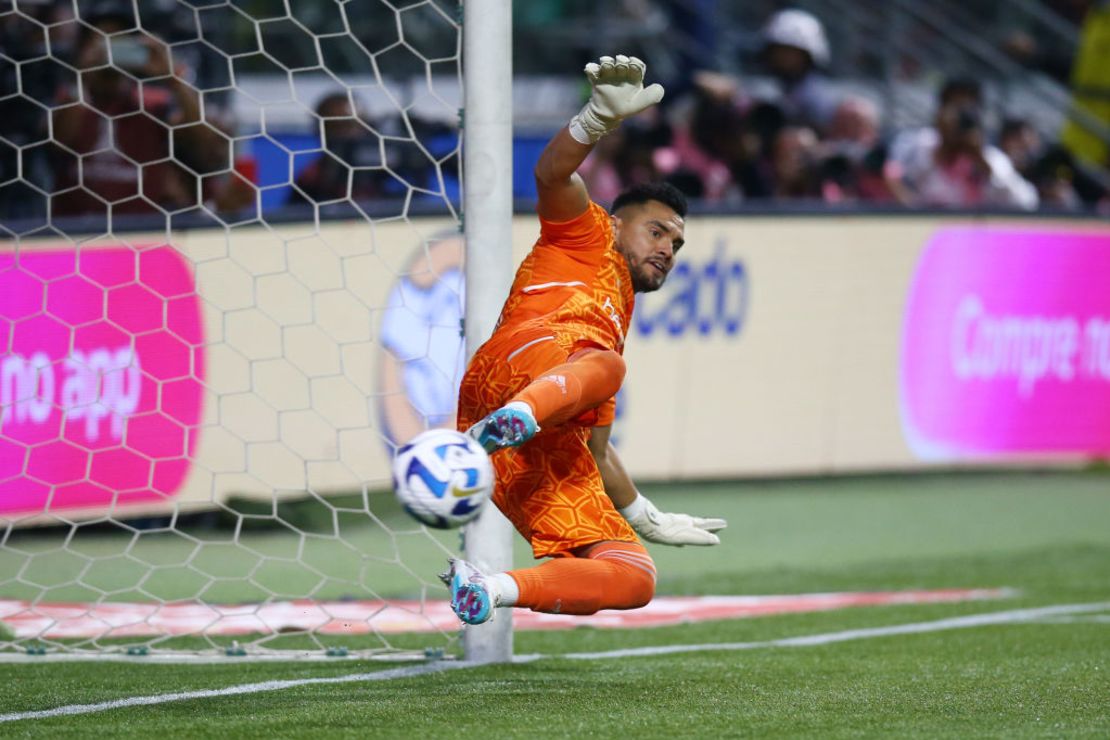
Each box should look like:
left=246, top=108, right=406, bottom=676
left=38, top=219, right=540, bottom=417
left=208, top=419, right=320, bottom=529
left=762, top=8, right=830, bottom=67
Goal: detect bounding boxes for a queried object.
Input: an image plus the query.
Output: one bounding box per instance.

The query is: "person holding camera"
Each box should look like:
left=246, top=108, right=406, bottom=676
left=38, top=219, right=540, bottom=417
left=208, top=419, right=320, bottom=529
left=887, top=78, right=1038, bottom=210
left=51, top=2, right=241, bottom=219
left=288, top=91, right=455, bottom=214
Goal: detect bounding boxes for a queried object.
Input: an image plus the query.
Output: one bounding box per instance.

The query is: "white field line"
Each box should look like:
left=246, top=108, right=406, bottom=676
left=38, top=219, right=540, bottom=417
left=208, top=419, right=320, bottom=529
left=0, top=661, right=469, bottom=723
left=0, top=650, right=430, bottom=664
left=1029, top=614, right=1110, bottom=624
left=539, top=601, right=1110, bottom=661
left=2, top=601, right=1107, bottom=724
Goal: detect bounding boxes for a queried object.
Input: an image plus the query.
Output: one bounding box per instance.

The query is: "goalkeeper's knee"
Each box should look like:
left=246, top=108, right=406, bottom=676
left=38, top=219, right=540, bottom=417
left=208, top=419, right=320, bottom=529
left=507, top=541, right=655, bottom=615
left=587, top=541, right=656, bottom=610
left=512, top=347, right=626, bottom=428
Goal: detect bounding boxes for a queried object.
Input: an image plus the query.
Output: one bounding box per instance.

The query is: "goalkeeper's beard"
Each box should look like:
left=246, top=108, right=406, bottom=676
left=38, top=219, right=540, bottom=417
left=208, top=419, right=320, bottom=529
left=626, top=257, right=668, bottom=293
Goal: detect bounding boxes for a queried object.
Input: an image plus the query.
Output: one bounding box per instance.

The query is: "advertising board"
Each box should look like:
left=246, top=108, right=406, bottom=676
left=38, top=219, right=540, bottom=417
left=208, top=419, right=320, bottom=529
left=2, top=214, right=1107, bottom=522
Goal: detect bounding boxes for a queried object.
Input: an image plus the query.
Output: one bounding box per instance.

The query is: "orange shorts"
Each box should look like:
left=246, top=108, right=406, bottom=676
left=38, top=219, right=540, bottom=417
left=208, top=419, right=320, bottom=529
left=457, top=329, right=639, bottom=558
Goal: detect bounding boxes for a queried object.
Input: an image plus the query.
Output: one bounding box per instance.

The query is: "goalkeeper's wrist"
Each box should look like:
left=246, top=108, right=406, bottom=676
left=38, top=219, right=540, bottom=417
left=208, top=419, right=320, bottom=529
left=568, top=106, right=617, bottom=145
left=617, top=492, right=648, bottom=522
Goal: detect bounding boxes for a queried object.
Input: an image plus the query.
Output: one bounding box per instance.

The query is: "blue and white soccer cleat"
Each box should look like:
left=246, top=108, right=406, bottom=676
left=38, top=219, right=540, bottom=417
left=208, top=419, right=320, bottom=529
left=440, top=558, right=497, bottom=625
left=466, top=402, right=539, bottom=454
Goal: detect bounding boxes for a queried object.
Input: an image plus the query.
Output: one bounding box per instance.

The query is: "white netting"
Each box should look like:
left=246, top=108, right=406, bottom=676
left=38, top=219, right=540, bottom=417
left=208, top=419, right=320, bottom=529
left=0, top=0, right=468, bottom=658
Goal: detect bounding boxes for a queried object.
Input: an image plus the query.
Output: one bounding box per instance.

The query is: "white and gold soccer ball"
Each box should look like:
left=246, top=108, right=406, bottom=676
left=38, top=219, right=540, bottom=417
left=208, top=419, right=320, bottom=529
left=391, top=428, right=494, bottom=529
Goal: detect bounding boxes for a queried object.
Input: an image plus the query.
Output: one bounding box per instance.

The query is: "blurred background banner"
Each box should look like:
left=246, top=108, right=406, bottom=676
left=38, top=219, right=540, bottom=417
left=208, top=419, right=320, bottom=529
left=7, top=213, right=1109, bottom=524
left=0, top=245, right=204, bottom=516
left=902, top=225, right=1110, bottom=459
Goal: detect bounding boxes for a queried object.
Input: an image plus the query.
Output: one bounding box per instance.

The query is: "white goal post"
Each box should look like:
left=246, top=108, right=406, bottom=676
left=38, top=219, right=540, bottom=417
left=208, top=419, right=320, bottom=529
left=461, top=0, right=515, bottom=664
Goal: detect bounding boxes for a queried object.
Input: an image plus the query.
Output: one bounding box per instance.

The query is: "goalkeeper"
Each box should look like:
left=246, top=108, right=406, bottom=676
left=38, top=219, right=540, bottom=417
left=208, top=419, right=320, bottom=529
left=445, top=55, right=726, bottom=625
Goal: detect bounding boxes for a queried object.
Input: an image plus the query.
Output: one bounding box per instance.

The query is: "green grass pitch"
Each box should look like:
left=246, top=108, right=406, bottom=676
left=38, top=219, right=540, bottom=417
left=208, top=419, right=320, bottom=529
left=2, top=471, right=1109, bottom=737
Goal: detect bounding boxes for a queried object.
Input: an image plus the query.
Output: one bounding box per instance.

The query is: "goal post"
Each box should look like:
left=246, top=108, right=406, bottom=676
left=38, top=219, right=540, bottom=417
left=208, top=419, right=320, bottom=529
left=461, top=0, right=515, bottom=664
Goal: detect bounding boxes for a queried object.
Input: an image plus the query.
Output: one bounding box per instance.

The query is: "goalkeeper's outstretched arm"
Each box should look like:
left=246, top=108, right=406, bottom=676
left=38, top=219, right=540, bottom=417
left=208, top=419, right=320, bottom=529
left=535, top=55, right=664, bottom=223
left=588, top=426, right=727, bottom=547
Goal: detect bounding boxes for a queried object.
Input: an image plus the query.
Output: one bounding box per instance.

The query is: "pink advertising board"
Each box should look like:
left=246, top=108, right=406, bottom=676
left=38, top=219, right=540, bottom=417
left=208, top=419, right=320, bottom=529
left=0, top=245, right=204, bottom=515
left=901, top=225, right=1110, bottom=459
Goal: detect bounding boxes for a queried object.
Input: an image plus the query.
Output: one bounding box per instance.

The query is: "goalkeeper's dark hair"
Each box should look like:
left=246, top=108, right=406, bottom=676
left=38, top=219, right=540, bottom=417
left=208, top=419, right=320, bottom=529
left=611, top=182, right=688, bottom=218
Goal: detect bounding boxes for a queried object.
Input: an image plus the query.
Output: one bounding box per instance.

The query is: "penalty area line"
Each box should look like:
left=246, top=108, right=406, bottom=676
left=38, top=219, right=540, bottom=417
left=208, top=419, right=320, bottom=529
left=3, top=600, right=1108, bottom=723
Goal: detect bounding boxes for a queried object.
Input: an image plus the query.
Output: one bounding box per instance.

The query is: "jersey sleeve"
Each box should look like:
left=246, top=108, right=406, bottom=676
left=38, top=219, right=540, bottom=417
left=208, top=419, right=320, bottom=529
left=538, top=201, right=611, bottom=252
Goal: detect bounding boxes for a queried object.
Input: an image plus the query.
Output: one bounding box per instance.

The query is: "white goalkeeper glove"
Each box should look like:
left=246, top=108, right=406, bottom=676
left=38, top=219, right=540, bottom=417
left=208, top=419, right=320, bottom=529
left=568, top=54, right=665, bottom=145
left=619, top=493, right=727, bottom=547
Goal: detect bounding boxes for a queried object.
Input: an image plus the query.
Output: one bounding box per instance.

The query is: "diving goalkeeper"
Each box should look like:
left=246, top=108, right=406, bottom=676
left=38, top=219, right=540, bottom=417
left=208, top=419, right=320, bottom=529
left=444, top=55, right=726, bottom=625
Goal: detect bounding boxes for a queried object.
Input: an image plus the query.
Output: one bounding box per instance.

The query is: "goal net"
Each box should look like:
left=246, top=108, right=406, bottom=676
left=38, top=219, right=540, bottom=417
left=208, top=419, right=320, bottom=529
left=0, top=0, right=486, bottom=660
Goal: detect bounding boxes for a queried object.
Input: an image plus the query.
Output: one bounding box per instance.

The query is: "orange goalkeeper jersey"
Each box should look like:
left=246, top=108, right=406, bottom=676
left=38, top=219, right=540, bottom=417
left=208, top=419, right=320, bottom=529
left=489, top=200, right=635, bottom=355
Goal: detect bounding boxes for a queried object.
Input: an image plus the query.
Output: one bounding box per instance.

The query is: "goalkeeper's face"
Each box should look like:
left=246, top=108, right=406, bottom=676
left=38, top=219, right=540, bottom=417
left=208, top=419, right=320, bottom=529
left=612, top=200, right=685, bottom=293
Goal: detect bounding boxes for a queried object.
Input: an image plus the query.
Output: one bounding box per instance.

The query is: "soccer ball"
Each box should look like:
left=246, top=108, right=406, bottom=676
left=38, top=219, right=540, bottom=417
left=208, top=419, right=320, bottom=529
left=391, top=428, right=494, bottom=529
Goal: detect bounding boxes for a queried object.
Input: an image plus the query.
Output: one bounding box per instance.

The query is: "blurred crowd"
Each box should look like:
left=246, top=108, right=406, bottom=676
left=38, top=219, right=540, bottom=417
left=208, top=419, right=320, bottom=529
left=1, top=0, right=1108, bottom=225
left=579, top=6, right=1110, bottom=212
left=0, top=0, right=454, bottom=226
left=0, top=0, right=251, bottom=224
left=285, top=93, right=457, bottom=212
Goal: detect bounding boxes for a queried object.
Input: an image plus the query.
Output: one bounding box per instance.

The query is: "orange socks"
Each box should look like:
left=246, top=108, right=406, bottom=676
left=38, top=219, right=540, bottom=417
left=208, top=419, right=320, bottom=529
left=507, top=542, right=656, bottom=615
left=511, top=348, right=625, bottom=428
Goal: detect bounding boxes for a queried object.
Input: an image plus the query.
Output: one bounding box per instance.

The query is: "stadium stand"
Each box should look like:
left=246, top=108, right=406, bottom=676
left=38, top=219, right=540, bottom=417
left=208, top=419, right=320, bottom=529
left=5, top=0, right=1105, bottom=230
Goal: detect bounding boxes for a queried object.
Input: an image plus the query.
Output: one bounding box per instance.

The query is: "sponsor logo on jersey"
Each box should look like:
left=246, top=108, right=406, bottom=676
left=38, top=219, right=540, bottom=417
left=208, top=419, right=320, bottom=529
left=601, top=295, right=624, bottom=338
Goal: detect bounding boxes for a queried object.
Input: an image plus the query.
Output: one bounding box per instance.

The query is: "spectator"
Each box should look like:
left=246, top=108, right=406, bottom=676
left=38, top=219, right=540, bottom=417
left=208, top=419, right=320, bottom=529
left=617, top=115, right=674, bottom=188
left=290, top=93, right=390, bottom=207
left=812, top=95, right=897, bottom=203
left=826, top=96, right=881, bottom=152
left=290, top=92, right=456, bottom=209
left=1029, top=146, right=1087, bottom=209
left=759, top=8, right=841, bottom=133
left=770, top=126, right=820, bottom=199
left=665, top=89, right=744, bottom=202
left=888, top=78, right=1039, bottom=210
left=998, top=118, right=1043, bottom=178
left=659, top=73, right=776, bottom=201
left=736, top=101, right=788, bottom=199
left=1003, top=0, right=1094, bottom=84
left=0, top=0, right=65, bottom=224
left=1027, top=143, right=1110, bottom=210
left=1061, top=0, right=1110, bottom=170
left=578, top=129, right=628, bottom=205
left=580, top=112, right=677, bottom=203
left=50, top=2, right=239, bottom=219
